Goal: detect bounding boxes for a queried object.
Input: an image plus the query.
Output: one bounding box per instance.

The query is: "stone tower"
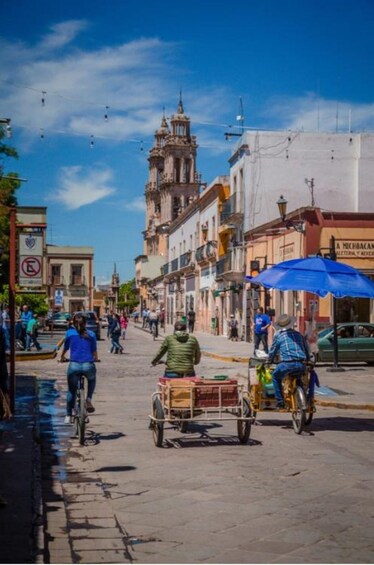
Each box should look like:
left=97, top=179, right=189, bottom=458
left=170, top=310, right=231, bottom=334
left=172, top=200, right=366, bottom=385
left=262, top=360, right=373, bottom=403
left=144, top=96, right=200, bottom=256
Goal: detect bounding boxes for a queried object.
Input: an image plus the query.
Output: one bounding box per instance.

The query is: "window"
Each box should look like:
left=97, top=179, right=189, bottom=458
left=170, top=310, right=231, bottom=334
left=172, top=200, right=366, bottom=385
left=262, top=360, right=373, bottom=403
left=71, top=265, right=83, bottom=285
left=51, top=264, right=62, bottom=285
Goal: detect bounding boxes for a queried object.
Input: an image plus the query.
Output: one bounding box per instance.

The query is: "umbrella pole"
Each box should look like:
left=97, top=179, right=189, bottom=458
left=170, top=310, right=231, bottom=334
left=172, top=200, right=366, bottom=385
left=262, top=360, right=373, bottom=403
left=327, top=296, right=345, bottom=373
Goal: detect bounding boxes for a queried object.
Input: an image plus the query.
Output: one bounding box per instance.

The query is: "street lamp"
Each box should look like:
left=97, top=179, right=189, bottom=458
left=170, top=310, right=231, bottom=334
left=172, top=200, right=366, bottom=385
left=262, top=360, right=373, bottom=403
left=276, top=195, right=305, bottom=233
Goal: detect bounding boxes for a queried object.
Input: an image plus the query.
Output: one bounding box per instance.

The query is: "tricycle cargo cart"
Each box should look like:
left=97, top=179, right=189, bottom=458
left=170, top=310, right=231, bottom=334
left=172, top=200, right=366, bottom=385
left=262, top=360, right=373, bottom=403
left=247, top=359, right=317, bottom=434
left=149, top=376, right=252, bottom=447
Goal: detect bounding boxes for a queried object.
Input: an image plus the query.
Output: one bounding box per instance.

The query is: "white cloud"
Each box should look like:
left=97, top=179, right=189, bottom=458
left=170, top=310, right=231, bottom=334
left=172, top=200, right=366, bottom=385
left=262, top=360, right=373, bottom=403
left=123, top=197, right=146, bottom=212
left=51, top=165, right=115, bottom=210
left=265, top=94, right=374, bottom=132
left=0, top=21, right=233, bottom=157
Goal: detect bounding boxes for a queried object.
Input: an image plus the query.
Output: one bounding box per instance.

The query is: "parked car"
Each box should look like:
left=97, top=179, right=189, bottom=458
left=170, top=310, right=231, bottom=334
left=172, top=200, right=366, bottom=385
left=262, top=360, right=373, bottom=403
left=46, top=312, right=72, bottom=330
left=74, top=311, right=101, bottom=340
left=316, top=322, right=374, bottom=364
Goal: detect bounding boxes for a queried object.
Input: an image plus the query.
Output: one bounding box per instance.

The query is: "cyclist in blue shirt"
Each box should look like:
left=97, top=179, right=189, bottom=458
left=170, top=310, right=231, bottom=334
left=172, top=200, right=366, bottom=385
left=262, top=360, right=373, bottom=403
left=253, top=307, right=271, bottom=354
left=268, top=314, right=310, bottom=409
left=60, top=314, right=98, bottom=424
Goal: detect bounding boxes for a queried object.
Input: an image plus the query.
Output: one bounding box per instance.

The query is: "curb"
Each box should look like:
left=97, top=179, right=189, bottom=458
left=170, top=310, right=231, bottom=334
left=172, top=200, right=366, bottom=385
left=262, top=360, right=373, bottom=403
left=315, top=399, right=374, bottom=412
left=202, top=351, right=249, bottom=364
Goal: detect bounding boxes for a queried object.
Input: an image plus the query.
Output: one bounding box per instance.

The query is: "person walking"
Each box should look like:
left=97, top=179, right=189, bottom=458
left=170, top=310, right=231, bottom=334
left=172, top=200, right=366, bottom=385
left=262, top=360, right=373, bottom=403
left=253, top=307, right=271, bottom=354
left=120, top=314, right=128, bottom=340
left=109, top=314, right=123, bottom=354
left=26, top=313, right=42, bottom=351
left=20, top=304, right=33, bottom=349
left=1, top=306, right=10, bottom=352
left=228, top=314, right=239, bottom=341
left=187, top=308, right=196, bottom=333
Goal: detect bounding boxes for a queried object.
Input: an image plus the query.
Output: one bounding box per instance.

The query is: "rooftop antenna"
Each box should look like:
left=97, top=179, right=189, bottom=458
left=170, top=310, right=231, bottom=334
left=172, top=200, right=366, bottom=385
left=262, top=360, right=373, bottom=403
left=224, top=96, right=245, bottom=140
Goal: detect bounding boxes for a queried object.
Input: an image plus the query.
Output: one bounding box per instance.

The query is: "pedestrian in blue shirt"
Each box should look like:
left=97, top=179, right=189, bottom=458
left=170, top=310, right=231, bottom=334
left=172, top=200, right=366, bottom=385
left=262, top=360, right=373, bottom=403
left=60, top=314, right=98, bottom=424
left=20, top=304, right=33, bottom=348
left=253, top=307, right=271, bottom=354
left=268, top=314, right=310, bottom=408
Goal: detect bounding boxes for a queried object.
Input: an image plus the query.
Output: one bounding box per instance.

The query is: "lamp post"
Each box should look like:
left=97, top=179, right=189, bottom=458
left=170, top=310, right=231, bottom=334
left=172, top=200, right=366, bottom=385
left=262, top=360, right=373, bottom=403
left=276, top=195, right=305, bottom=233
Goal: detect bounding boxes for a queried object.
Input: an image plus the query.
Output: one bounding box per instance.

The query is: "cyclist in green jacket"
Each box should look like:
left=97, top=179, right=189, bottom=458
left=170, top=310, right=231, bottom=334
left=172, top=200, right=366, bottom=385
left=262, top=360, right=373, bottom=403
left=151, top=320, right=201, bottom=377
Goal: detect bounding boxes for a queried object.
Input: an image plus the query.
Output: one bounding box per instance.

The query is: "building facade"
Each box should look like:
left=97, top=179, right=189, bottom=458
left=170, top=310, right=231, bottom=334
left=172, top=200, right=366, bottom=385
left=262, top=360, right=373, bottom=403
left=46, top=245, right=94, bottom=313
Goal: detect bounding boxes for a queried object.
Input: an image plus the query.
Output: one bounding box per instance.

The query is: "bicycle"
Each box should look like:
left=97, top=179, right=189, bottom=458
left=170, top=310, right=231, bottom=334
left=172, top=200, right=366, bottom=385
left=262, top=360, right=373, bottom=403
left=60, top=358, right=99, bottom=445
left=74, top=373, right=93, bottom=445
left=247, top=359, right=316, bottom=435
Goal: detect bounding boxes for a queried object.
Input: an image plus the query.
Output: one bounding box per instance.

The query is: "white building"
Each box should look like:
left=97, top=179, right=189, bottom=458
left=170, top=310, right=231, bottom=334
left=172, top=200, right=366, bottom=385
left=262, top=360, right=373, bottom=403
left=229, top=131, right=374, bottom=233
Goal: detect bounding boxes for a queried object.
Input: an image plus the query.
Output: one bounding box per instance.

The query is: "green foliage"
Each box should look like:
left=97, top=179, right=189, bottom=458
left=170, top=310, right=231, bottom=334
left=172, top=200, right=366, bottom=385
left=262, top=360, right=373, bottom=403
left=0, top=285, right=49, bottom=315
left=118, top=278, right=139, bottom=312
left=0, top=126, right=20, bottom=288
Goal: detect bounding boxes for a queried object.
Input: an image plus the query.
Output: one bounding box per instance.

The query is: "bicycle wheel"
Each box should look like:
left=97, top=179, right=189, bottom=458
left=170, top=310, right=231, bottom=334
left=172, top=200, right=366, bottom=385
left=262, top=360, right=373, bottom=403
left=292, top=386, right=306, bottom=435
left=78, top=388, right=86, bottom=445
left=237, top=397, right=251, bottom=444
left=152, top=396, right=164, bottom=447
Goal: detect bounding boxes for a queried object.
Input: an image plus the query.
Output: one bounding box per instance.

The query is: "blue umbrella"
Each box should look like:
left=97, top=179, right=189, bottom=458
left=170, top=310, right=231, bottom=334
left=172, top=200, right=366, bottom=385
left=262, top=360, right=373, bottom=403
left=246, top=256, right=374, bottom=370
left=246, top=256, right=374, bottom=299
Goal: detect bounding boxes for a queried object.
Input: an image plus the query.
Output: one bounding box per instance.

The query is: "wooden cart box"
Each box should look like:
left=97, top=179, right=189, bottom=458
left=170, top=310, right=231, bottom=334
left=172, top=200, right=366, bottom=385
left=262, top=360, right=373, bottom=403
left=159, top=377, right=200, bottom=409
left=195, top=379, right=239, bottom=408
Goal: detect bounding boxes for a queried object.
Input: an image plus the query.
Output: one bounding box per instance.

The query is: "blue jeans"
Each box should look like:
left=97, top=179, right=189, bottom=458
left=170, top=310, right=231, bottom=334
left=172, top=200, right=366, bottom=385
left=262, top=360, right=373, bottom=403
left=110, top=334, right=123, bottom=353
left=66, top=362, right=96, bottom=416
left=149, top=320, right=158, bottom=337
left=26, top=332, right=41, bottom=351
left=272, top=361, right=305, bottom=403
left=254, top=332, right=268, bottom=353
left=3, top=327, right=10, bottom=351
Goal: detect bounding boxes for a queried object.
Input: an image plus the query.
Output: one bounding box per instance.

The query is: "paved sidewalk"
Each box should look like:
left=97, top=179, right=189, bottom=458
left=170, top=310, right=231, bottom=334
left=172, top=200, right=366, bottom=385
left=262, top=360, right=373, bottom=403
left=136, top=322, right=374, bottom=411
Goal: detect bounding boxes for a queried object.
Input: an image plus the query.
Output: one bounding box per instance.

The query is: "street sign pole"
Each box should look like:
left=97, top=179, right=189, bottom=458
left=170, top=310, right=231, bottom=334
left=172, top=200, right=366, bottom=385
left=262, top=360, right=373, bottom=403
left=9, top=207, right=16, bottom=413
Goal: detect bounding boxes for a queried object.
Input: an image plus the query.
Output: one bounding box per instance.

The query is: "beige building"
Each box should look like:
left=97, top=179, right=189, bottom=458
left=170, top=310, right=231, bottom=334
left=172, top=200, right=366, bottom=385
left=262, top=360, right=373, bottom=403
left=46, top=245, right=94, bottom=313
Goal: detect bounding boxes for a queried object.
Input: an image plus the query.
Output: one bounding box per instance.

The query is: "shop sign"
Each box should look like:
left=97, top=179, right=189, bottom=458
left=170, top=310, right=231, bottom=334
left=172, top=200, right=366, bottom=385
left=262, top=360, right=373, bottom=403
left=279, top=243, right=295, bottom=262
left=335, top=239, right=374, bottom=258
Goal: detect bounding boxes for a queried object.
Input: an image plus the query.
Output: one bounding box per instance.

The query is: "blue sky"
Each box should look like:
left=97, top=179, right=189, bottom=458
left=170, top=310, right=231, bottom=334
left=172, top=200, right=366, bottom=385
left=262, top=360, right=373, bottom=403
left=1, top=0, right=374, bottom=284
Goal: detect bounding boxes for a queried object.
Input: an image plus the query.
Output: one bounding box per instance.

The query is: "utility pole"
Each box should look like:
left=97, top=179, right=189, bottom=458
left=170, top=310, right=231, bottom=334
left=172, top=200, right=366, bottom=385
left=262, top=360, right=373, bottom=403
left=305, top=177, right=315, bottom=206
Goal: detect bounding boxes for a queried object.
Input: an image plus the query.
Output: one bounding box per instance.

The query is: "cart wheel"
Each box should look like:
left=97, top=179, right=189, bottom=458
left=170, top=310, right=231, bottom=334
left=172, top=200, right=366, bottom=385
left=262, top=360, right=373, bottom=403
left=292, top=387, right=306, bottom=434
left=152, top=396, right=164, bottom=447
left=237, top=398, right=251, bottom=444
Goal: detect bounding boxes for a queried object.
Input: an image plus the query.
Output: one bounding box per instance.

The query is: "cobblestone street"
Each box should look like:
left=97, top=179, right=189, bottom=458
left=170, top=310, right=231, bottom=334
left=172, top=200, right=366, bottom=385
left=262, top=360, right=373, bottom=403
left=16, top=325, right=371, bottom=563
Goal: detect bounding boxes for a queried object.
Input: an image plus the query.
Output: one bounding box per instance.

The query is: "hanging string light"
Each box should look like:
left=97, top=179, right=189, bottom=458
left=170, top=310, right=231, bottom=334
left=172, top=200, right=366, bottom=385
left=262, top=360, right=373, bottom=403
left=104, top=106, right=109, bottom=121
left=90, top=135, right=94, bottom=148
left=140, top=140, right=144, bottom=152
left=40, top=128, right=44, bottom=140
left=41, top=91, right=46, bottom=106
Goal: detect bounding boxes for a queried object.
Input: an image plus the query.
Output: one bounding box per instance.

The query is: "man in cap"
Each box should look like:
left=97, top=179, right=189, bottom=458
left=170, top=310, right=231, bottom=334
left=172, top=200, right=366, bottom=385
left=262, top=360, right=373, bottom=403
left=151, top=320, right=201, bottom=377
left=268, top=314, right=310, bottom=409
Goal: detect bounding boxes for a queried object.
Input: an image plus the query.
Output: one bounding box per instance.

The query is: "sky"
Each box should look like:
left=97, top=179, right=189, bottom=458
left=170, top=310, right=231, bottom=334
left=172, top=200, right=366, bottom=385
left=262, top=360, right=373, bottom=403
left=1, top=0, right=374, bottom=285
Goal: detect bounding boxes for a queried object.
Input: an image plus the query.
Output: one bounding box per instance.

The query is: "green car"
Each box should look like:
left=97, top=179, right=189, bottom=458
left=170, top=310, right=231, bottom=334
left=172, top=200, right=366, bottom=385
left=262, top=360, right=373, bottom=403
left=317, top=322, right=374, bottom=364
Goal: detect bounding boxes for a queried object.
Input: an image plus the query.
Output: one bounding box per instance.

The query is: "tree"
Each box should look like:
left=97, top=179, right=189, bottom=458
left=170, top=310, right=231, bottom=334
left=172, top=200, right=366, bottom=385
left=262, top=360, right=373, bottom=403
left=0, top=285, right=49, bottom=316
left=0, top=124, right=21, bottom=289
left=118, top=278, right=139, bottom=312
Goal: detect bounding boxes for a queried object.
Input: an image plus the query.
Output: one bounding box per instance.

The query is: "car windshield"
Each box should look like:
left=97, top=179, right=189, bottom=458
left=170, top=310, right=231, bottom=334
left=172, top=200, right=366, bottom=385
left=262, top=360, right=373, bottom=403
left=318, top=326, right=334, bottom=338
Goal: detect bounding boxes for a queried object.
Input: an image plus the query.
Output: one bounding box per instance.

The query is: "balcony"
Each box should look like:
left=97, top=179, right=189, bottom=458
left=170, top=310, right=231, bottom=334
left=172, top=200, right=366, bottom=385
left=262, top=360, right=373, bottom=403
left=205, top=240, right=217, bottom=260
left=219, top=193, right=243, bottom=229
left=70, top=275, right=85, bottom=286
left=161, top=262, right=169, bottom=276
left=195, top=244, right=207, bottom=263
left=215, top=250, right=244, bottom=282
left=180, top=251, right=191, bottom=269
left=170, top=258, right=179, bottom=273
left=49, top=275, right=64, bottom=286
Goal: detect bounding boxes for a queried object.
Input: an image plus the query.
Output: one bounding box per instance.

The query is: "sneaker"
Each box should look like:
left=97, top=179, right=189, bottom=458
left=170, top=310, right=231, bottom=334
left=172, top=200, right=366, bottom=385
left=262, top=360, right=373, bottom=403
left=86, top=399, right=95, bottom=413
left=64, top=415, right=73, bottom=424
